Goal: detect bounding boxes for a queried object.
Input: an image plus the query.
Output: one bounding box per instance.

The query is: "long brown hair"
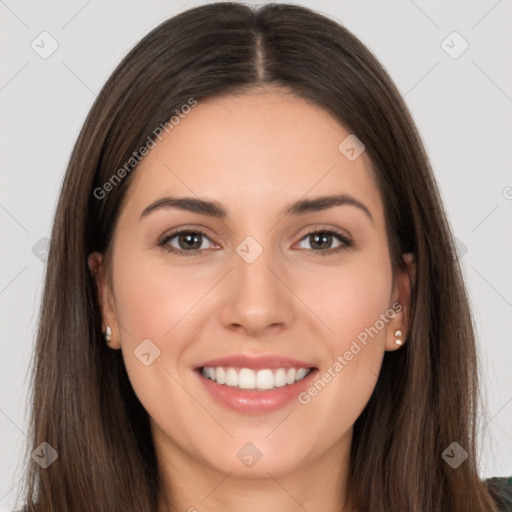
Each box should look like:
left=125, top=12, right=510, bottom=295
left=16, top=2, right=500, bottom=511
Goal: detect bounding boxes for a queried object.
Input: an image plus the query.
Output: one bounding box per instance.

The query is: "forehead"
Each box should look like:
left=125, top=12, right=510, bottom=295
left=119, top=89, right=384, bottom=227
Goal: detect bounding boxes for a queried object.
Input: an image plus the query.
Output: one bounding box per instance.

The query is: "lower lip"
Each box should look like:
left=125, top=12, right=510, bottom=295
left=195, top=368, right=318, bottom=414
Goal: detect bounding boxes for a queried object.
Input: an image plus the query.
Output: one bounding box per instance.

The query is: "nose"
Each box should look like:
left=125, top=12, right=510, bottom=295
left=219, top=242, right=295, bottom=337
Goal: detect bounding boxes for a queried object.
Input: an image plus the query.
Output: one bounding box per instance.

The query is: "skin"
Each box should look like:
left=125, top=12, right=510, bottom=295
left=89, top=87, right=415, bottom=512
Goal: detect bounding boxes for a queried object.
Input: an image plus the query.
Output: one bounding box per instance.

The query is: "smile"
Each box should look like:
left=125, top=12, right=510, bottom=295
left=201, top=366, right=312, bottom=391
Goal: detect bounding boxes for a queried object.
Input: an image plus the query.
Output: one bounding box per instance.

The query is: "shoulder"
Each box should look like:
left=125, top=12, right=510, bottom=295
left=485, top=476, right=512, bottom=512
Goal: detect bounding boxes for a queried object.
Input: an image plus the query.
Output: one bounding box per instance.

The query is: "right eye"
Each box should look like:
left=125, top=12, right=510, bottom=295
left=158, top=229, right=216, bottom=257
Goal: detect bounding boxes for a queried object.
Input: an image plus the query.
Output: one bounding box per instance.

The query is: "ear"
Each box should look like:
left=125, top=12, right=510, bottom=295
left=385, top=252, right=416, bottom=351
left=88, top=252, right=121, bottom=349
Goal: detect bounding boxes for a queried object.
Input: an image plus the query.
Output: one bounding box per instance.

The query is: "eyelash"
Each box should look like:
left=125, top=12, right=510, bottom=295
left=157, top=228, right=353, bottom=257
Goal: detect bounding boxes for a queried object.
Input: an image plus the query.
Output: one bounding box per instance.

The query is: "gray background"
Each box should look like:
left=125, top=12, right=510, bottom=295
left=1, top=0, right=511, bottom=509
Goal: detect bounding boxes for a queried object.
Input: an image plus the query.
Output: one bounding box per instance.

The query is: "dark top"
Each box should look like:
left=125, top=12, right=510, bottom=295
left=486, top=476, right=512, bottom=511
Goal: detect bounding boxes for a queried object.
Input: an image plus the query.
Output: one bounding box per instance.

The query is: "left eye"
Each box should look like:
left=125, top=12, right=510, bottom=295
left=296, top=230, right=351, bottom=253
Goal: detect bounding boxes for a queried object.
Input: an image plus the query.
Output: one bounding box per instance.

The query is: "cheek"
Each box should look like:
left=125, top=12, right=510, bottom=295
left=109, top=249, right=208, bottom=396
left=110, top=250, right=208, bottom=429
left=299, top=252, right=393, bottom=348
left=112, top=249, right=210, bottom=343
left=294, top=254, right=392, bottom=428
left=332, top=269, right=392, bottom=343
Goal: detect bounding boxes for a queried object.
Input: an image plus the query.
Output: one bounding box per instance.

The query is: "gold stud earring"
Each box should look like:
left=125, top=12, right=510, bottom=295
left=394, top=329, right=403, bottom=345
left=104, top=325, right=112, bottom=344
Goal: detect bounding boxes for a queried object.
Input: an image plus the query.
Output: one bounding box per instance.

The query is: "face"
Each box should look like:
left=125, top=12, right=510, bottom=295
left=89, top=88, right=414, bottom=483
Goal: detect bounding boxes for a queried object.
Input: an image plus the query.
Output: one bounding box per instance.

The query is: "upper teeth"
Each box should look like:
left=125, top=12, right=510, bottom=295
left=201, top=367, right=311, bottom=390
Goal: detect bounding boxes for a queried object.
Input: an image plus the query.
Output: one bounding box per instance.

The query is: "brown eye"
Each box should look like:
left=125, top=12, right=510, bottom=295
left=175, top=232, right=204, bottom=251
left=296, top=229, right=352, bottom=255
left=158, top=230, right=215, bottom=256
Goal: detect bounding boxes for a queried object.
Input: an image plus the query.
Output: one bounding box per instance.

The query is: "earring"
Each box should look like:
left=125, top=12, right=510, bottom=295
left=104, top=325, right=112, bottom=344
left=394, top=329, right=403, bottom=345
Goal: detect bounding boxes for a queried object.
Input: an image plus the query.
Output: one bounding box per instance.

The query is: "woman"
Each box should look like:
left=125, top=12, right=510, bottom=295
left=16, top=2, right=512, bottom=511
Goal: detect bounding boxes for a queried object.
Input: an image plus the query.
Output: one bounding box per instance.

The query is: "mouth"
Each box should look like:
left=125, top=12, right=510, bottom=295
left=196, top=366, right=315, bottom=391
left=194, top=360, right=318, bottom=414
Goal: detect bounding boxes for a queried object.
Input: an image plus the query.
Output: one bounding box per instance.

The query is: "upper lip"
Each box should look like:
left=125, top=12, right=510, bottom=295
left=194, top=354, right=316, bottom=371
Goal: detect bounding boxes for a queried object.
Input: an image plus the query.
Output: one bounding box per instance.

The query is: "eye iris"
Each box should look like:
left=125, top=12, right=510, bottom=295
left=310, top=233, right=332, bottom=250
left=178, top=232, right=202, bottom=250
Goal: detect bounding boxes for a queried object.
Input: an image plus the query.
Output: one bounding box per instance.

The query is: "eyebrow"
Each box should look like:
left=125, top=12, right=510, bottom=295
left=139, top=194, right=374, bottom=225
